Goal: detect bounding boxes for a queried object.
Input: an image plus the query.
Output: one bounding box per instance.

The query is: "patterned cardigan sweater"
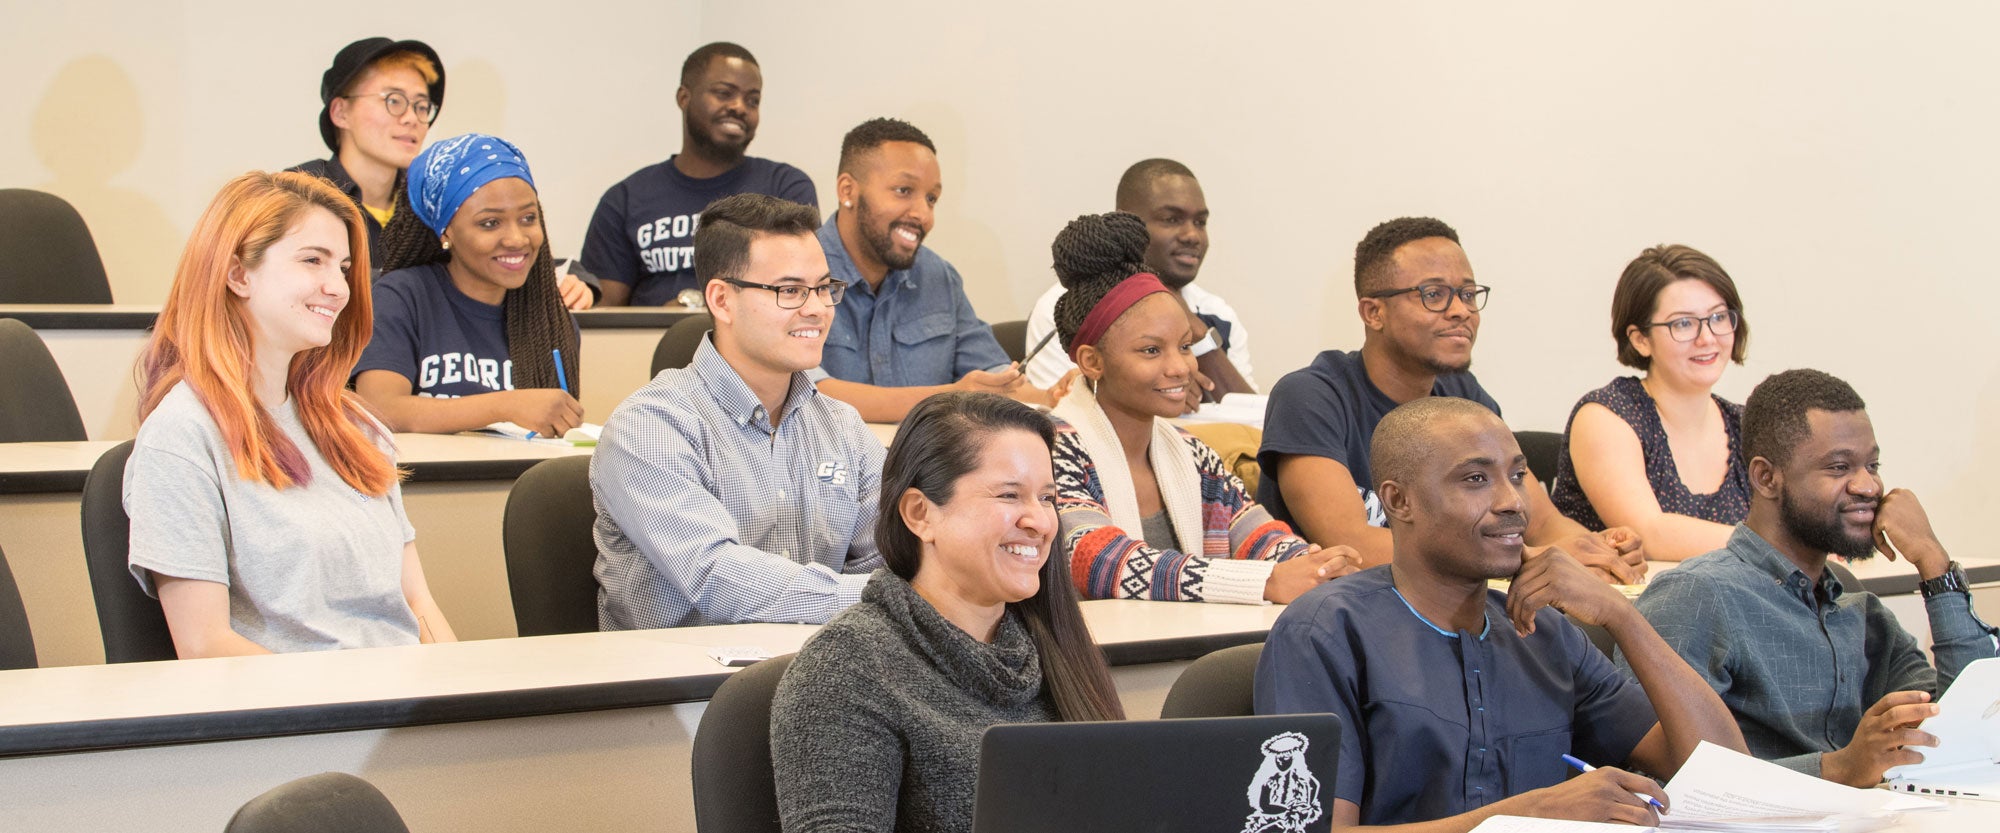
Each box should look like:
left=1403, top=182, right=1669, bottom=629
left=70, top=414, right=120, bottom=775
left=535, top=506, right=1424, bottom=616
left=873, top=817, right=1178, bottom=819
left=1051, top=418, right=1311, bottom=603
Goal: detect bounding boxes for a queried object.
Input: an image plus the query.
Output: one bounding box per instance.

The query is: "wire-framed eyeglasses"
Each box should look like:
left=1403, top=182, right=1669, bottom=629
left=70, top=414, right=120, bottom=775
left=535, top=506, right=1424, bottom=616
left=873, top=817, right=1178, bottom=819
left=342, top=90, right=439, bottom=124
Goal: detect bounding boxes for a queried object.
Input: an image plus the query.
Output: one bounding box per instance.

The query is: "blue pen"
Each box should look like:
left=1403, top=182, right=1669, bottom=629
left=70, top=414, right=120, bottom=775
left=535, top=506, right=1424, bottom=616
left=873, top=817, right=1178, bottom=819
left=552, top=348, right=570, bottom=394
left=1562, top=754, right=1666, bottom=812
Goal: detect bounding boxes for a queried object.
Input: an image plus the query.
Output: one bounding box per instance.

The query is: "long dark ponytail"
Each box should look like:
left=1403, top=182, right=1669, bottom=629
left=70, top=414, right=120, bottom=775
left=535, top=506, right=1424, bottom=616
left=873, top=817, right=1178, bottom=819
left=877, top=391, right=1125, bottom=722
left=376, top=174, right=579, bottom=395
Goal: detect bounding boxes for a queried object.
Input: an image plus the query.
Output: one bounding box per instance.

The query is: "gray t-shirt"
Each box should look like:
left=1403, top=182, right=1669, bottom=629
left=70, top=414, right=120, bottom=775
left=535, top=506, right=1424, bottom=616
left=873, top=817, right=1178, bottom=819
left=125, top=383, right=421, bottom=653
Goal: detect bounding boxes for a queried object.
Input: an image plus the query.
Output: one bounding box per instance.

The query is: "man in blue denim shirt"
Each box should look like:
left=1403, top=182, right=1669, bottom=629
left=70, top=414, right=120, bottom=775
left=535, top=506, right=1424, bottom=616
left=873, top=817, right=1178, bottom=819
left=1628, top=369, right=1999, bottom=787
left=808, top=118, right=1065, bottom=422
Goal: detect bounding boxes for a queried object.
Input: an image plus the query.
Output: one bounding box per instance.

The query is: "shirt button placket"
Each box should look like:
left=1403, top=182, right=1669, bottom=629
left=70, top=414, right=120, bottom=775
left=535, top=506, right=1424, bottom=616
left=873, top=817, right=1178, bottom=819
left=1464, top=636, right=1491, bottom=807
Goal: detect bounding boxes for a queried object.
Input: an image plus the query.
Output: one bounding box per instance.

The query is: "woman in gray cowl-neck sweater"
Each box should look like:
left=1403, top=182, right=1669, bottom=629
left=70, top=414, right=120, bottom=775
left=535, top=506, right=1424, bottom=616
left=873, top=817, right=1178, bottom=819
left=771, top=392, right=1126, bottom=833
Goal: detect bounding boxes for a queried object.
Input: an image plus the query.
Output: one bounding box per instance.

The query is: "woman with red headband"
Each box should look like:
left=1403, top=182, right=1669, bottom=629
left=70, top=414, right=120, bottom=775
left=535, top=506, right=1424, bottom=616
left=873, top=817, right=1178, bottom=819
left=1047, top=213, right=1360, bottom=604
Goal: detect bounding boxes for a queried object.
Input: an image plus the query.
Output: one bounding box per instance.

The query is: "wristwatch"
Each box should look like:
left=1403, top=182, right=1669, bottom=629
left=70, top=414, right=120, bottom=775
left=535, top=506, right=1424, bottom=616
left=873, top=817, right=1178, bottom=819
left=1917, top=561, right=1970, bottom=599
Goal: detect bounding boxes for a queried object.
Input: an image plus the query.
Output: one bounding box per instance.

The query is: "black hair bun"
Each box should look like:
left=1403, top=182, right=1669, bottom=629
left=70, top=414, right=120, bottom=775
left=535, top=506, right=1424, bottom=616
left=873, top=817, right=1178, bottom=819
left=1052, top=211, right=1149, bottom=289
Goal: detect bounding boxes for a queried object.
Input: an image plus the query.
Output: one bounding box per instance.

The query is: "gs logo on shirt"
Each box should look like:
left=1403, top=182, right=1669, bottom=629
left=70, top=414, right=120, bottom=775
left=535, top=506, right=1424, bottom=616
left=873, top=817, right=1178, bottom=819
left=816, top=461, right=848, bottom=486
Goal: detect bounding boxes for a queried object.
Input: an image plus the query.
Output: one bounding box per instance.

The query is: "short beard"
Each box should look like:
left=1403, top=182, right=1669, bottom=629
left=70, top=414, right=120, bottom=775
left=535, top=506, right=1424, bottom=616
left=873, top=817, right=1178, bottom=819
left=856, top=196, right=921, bottom=271
left=684, top=110, right=749, bottom=164
left=1421, top=354, right=1472, bottom=376
left=1779, top=487, right=1876, bottom=560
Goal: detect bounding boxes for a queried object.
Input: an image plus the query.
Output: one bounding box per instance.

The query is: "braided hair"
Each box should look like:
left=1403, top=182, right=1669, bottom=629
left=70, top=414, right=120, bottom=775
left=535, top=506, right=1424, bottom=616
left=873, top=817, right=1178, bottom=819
left=1051, top=211, right=1152, bottom=358
left=374, top=175, right=579, bottom=396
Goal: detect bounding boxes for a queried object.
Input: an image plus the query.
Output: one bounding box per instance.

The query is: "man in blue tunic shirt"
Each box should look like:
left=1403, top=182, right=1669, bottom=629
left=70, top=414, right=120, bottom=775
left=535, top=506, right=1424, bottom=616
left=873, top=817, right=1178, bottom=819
left=1256, top=396, right=1746, bottom=830
left=809, top=118, right=1064, bottom=422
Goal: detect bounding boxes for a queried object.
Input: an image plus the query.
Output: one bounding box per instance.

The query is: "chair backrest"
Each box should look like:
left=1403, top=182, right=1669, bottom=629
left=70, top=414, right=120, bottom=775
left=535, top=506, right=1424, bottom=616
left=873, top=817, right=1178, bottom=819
left=1159, top=642, right=1264, bottom=718
left=989, top=319, right=1029, bottom=363
left=224, top=771, right=411, bottom=833
left=651, top=313, right=715, bottom=376
left=692, top=653, right=797, bottom=833
left=0, top=189, right=114, bottom=304
left=1827, top=561, right=1862, bottom=593
left=80, top=440, right=176, bottom=663
left=1569, top=617, right=1617, bottom=659
left=502, top=455, right=602, bottom=636
left=0, top=543, right=37, bottom=670
left=0, top=318, right=89, bottom=442
left=1514, top=430, right=1563, bottom=487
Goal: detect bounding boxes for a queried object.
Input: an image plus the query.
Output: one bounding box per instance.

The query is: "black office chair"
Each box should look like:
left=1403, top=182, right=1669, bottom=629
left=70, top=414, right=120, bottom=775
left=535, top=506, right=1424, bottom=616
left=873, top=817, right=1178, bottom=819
left=224, top=772, right=411, bottom=833
left=651, top=313, right=715, bottom=376
left=1160, top=642, right=1264, bottom=718
left=693, top=653, right=797, bottom=833
left=0, top=189, right=114, bottom=304
left=0, top=543, right=37, bottom=670
left=990, top=319, right=1029, bottom=363
left=1569, top=617, right=1617, bottom=660
left=80, top=440, right=176, bottom=663
left=1514, top=430, right=1563, bottom=487
left=502, top=455, right=602, bottom=636
left=0, top=318, right=89, bottom=442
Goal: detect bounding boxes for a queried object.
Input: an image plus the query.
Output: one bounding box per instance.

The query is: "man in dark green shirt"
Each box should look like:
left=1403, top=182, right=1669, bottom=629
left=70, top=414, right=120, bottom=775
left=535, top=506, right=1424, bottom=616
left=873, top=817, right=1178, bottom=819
left=1628, top=369, right=1998, bottom=786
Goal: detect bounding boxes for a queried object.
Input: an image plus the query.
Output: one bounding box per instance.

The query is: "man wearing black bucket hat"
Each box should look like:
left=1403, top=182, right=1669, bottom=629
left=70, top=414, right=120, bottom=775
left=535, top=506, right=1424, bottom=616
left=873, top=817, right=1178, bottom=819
left=290, top=37, right=445, bottom=267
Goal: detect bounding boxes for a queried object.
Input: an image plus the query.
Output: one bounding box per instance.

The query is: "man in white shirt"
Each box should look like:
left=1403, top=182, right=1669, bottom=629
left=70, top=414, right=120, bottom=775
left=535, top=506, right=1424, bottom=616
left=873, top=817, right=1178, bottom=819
left=1023, top=159, right=1254, bottom=406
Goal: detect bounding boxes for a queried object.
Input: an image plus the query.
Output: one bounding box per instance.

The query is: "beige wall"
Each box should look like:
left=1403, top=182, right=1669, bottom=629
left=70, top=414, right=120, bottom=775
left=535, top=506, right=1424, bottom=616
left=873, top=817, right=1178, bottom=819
left=8, top=1, right=1997, bottom=548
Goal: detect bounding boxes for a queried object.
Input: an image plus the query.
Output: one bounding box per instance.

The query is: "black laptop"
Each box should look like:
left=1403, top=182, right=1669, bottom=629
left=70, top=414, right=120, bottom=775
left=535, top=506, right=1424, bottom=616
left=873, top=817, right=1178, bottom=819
left=971, top=713, right=1341, bottom=833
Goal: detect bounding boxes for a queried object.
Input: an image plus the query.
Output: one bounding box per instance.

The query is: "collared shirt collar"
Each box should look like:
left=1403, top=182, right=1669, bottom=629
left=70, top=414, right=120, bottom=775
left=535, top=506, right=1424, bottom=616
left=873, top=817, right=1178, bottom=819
left=318, top=155, right=364, bottom=202
left=1725, top=524, right=1845, bottom=604
left=689, top=334, right=819, bottom=435
left=818, top=211, right=915, bottom=296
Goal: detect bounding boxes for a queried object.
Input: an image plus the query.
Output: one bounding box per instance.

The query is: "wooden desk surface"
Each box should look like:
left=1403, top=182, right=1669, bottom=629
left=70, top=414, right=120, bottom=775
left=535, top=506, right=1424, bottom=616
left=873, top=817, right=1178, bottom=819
left=0, top=598, right=1282, bottom=757
left=0, top=432, right=593, bottom=495
left=0, top=303, right=700, bottom=330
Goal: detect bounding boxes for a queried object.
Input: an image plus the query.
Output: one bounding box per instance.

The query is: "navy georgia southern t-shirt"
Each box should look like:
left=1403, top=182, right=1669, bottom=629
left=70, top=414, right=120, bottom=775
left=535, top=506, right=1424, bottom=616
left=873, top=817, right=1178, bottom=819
left=580, top=156, right=818, bottom=306
left=355, top=263, right=518, bottom=398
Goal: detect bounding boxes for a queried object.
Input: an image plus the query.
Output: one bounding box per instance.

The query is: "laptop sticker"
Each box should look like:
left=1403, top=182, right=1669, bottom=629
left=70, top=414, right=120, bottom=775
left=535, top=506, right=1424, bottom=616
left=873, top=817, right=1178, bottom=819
left=1243, top=732, right=1322, bottom=833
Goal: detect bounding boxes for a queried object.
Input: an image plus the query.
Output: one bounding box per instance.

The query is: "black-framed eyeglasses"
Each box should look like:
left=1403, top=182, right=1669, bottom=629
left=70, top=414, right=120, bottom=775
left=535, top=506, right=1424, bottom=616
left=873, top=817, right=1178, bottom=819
left=722, top=277, right=847, bottom=309
left=1645, top=309, right=1739, bottom=343
left=342, top=90, right=439, bottom=125
left=1366, top=283, right=1491, bottom=313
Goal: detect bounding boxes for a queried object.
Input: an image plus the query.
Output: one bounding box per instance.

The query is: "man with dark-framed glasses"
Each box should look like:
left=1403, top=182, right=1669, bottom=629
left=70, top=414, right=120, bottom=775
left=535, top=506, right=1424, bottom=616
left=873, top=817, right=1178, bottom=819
left=593, top=194, right=884, bottom=630
left=1256, top=217, right=1650, bottom=584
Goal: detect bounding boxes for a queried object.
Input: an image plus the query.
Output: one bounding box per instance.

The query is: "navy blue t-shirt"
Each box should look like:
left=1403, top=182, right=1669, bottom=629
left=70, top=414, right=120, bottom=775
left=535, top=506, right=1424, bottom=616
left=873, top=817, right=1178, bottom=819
left=354, top=264, right=517, bottom=398
left=1256, top=349, right=1501, bottom=528
left=580, top=155, right=818, bottom=306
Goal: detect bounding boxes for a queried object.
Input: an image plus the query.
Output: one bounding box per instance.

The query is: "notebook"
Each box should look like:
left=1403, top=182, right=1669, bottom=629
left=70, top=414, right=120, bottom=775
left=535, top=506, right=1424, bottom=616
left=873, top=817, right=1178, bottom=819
left=971, top=714, right=1340, bottom=833
left=1885, top=656, right=2000, bottom=802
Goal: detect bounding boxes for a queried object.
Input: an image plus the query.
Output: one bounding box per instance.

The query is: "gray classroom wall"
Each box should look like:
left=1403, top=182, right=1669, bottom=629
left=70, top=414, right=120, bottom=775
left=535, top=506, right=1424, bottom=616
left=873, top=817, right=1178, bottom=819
left=6, top=1, right=1997, bottom=551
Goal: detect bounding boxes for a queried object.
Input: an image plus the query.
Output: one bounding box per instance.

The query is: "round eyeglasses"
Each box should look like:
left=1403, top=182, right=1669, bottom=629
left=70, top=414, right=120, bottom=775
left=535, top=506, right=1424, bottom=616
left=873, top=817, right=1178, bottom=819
left=1366, top=283, right=1491, bottom=313
left=342, top=90, right=439, bottom=125
left=721, top=278, right=847, bottom=309
left=1645, top=309, right=1739, bottom=343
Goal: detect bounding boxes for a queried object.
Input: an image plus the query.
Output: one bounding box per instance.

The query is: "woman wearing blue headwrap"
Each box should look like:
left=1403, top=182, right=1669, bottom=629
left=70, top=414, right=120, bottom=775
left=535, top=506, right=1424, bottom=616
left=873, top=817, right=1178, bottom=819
left=353, top=133, right=584, bottom=437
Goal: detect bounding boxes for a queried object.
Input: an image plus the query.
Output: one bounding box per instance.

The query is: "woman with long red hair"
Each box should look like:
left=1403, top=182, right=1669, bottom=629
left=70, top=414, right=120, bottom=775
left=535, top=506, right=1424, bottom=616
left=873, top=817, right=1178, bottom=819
left=124, top=170, right=456, bottom=658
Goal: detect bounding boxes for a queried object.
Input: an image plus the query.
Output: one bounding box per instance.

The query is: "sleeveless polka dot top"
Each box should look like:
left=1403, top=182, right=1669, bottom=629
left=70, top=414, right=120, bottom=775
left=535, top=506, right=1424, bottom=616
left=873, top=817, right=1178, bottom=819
left=1551, top=376, right=1749, bottom=532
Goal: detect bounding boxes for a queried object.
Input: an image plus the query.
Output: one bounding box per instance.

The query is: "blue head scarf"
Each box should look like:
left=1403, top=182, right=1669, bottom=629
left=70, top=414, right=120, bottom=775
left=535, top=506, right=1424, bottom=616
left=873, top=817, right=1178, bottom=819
left=406, top=133, right=537, bottom=235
